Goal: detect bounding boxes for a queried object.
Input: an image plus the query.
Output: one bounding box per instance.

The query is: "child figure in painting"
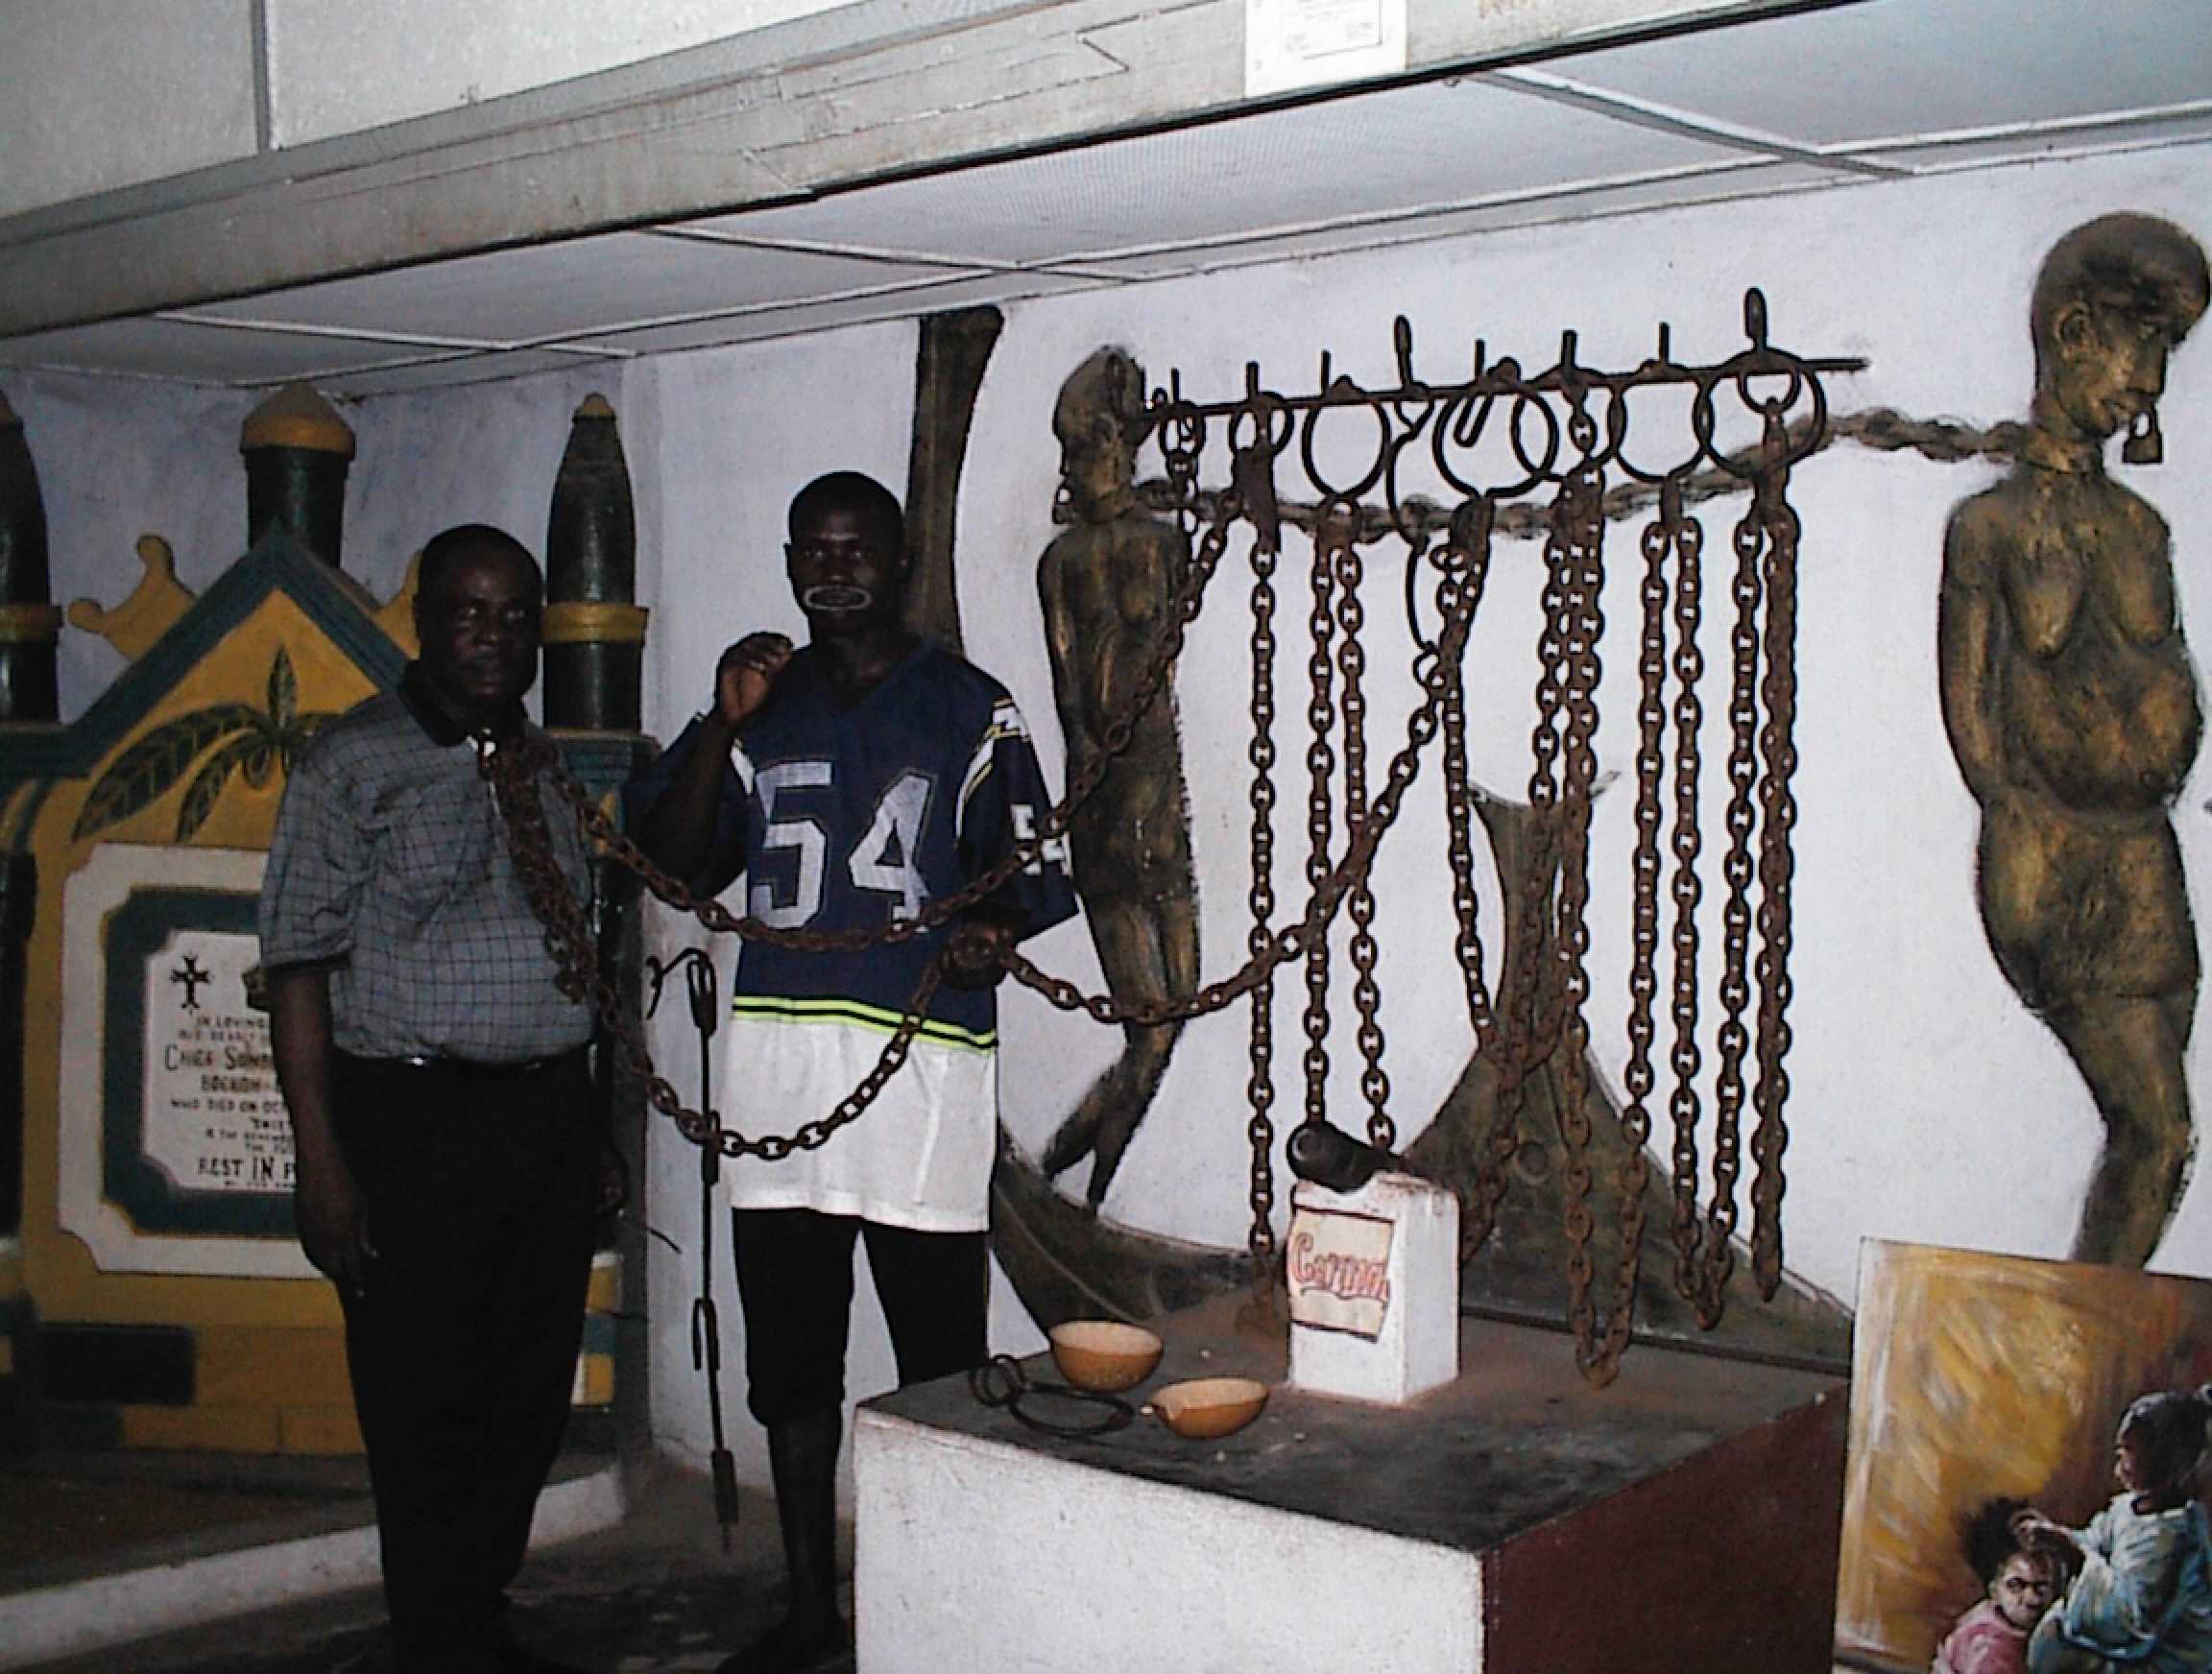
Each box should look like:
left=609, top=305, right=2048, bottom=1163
left=2013, top=1384, right=2212, bottom=1672
left=1935, top=1500, right=2062, bottom=1674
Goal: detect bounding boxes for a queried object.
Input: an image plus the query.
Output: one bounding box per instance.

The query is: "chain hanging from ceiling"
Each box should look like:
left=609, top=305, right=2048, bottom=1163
left=492, top=288, right=1857, bottom=1386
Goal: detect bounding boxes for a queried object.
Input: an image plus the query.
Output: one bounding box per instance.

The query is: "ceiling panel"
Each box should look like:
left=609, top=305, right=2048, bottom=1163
left=1865, top=112, right=2212, bottom=174
left=0, top=316, right=462, bottom=386
left=184, top=231, right=973, bottom=347
left=690, top=76, right=1761, bottom=271
left=315, top=347, right=628, bottom=397
left=1538, top=0, right=2212, bottom=150
left=565, top=271, right=1106, bottom=357
left=1068, top=160, right=1834, bottom=279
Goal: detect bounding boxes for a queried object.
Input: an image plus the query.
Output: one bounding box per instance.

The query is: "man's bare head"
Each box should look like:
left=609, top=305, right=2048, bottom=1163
left=784, top=472, right=909, bottom=634
left=787, top=471, right=905, bottom=552
left=412, top=524, right=542, bottom=725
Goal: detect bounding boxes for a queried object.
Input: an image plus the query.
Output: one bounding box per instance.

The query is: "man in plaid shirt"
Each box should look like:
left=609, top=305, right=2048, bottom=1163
left=261, top=524, right=596, bottom=1674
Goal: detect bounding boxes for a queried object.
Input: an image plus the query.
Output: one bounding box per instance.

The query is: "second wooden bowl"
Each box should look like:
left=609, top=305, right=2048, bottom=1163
left=1047, top=1320, right=1164, bottom=1393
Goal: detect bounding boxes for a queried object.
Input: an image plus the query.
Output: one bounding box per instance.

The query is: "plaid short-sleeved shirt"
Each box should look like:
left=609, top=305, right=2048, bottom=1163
left=257, top=668, right=594, bottom=1063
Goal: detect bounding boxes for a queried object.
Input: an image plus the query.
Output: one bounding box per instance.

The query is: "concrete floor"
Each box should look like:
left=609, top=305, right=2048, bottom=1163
left=7, top=1458, right=845, bottom=1674
left=0, top=1438, right=1879, bottom=1674
left=1, top=1449, right=373, bottom=1573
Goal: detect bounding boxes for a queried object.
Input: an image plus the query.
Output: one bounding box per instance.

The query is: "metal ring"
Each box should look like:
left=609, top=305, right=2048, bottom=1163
left=968, top=1354, right=1136, bottom=1439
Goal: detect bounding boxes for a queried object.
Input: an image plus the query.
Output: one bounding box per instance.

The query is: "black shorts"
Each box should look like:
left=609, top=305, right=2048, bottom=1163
left=732, top=1208, right=988, bottom=1425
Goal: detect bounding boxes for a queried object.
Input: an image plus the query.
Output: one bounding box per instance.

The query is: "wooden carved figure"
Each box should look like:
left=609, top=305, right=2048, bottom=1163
left=1037, top=348, right=1201, bottom=1208
left=1939, top=212, right=2211, bottom=1266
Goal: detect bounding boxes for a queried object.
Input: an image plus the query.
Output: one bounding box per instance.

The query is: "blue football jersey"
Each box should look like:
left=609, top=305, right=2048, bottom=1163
left=724, top=642, right=1077, bottom=1040
left=627, top=641, right=1079, bottom=1226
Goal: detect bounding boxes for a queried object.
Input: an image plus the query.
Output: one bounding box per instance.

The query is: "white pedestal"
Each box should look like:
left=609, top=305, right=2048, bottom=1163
left=856, top=1412, right=1482, bottom=1674
left=852, top=1311, right=1849, bottom=1674
left=1286, top=1169, right=1459, bottom=1405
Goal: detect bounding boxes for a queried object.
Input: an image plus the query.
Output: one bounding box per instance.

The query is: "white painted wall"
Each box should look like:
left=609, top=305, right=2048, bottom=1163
left=11, top=370, right=255, bottom=713
left=14, top=140, right=2212, bottom=1491
left=12, top=362, right=620, bottom=718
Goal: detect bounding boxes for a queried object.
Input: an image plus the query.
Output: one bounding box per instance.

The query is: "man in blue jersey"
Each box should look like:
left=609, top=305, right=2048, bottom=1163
left=632, top=471, right=1077, bottom=1673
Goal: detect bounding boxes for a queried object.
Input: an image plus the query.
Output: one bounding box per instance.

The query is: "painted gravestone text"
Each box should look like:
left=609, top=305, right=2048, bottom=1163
left=142, top=927, right=289, bottom=1194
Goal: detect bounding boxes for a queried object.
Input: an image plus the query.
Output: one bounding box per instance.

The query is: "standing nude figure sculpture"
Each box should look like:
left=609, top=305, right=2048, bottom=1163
left=1037, top=348, right=1201, bottom=1208
left=1939, top=212, right=2210, bottom=1266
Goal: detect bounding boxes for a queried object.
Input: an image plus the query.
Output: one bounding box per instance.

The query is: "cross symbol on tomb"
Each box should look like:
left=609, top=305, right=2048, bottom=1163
left=170, top=953, right=212, bottom=1013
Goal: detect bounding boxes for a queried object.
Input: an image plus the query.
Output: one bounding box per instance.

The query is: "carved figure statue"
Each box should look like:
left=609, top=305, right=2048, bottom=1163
left=1036, top=348, right=1201, bottom=1208
left=1939, top=212, right=2210, bottom=1267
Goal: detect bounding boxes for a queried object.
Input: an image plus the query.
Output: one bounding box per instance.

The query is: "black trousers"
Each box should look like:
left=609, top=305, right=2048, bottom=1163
left=330, top=1050, right=597, bottom=1671
left=732, top=1208, right=988, bottom=1425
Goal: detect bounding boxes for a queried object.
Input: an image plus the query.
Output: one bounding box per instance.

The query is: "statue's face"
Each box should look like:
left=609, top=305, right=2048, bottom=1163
left=1056, top=409, right=1133, bottom=514
left=2048, top=295, right=2176, bottom=442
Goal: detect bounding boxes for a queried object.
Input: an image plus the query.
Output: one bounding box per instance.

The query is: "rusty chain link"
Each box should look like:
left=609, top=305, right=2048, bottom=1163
left=1664, top=489, right=1710, bottom=1308
left=1588, top=482, right=1671, bottom=1381
left=1438, top=501, right=1541, bottom=1264
left=997, top=548, right=1482, bottom=1025
left=485, top=732, right=947, bottom=1161
left=1243, top=503, right=1284, bottom=1285
left=1334, top=511, right=1394, bottom=1152
left=1547, top=467, right=1612, bottom=1377
left=1455, top=507, right=1576, bottom=1266
left=1437, top=507, right=1498, bottom=1045
left=1749, top=424, right=1800, bottom=1301
left=1692, top=475, right=1768, bottom=1324
left=1300, top=509, right=1342, bottom=1147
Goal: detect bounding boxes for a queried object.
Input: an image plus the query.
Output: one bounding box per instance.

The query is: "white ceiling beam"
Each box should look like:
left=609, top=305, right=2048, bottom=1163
left=643, top=224, right=1134, bottom=283
left=1481, top=66, right=1913, bottom=177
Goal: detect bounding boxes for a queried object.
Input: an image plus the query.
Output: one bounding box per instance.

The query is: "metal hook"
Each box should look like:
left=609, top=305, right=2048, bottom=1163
left=645, top=945, right=713, bottom=1022
left=1743, top=288, right=1769, bottom=352
left=685, top=953, right=718, bottom=1040
left=691, top=1295, right=717, bottom=1372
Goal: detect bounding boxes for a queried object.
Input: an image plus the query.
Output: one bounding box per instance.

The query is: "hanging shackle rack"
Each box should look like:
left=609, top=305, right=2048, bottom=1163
left=493, top=289, right=1859, bottom=1387
left=1094, top=288, right=1859, bottom=1383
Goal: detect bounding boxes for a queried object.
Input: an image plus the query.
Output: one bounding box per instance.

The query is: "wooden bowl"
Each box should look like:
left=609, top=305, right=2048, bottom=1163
left=1047, top=1321, right=1164, bottom=1393
left=1146, top=1376, right=1269, bottom=1439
